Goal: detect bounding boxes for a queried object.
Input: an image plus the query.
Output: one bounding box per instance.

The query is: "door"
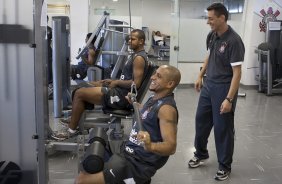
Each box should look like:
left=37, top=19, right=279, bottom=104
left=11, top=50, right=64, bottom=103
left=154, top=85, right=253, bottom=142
left=169, top=0, right=180, bottom=69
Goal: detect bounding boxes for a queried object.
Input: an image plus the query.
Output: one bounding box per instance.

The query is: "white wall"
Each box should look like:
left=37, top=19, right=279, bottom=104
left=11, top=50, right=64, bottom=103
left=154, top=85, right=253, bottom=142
left=141, top=0, right=172, bottom=35
left=69, top=0, right=89, bottom=64
left=178, top=19, right=209, bottom=62
left=89, top=0, right=172, bottom=35
left=47, top=0, right=88, bottom=64
left=176, top=19, right=243, bottom=84
left=180, top=1, right=210, bottom=19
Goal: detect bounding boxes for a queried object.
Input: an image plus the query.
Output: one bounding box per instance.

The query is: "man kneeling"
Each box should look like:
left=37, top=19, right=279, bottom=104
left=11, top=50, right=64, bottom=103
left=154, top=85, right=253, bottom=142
left=75, top=65, right=181, bottom=184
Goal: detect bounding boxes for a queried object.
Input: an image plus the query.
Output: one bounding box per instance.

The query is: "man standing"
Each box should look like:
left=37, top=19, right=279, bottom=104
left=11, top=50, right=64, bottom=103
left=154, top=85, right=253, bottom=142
left=188, top=3, right=245, bottom=181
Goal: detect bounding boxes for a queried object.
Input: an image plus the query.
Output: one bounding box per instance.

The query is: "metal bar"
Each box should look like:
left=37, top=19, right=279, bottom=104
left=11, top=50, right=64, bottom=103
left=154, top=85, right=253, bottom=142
left=52, top=19, right=63, bottom=118
left=47, top=142, right=90, bottom=152
left=84, top=122, right=110, bottom=129
left=76, top=15, right=108, bottom=59
left=111, top=43, right=128, bottom=79
left=267, top=50, right=272, bottom=95
left=101, top=50, right=128, bottom=56
left=34, top=0, right=50, bottom=183
left=108, top=24, right=133, bottom=28
left=258, top=49, right=263, bottom=92
left=101, top=27, right=129, bottom=35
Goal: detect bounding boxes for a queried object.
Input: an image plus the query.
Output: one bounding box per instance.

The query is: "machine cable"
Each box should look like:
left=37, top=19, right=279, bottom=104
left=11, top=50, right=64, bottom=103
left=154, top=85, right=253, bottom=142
left=130, top=82, right=143, bottom=131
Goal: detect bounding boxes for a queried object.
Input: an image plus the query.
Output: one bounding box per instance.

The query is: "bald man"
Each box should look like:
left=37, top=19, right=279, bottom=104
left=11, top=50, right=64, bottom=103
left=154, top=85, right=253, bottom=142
left=75, top=65, right=181, bottom=184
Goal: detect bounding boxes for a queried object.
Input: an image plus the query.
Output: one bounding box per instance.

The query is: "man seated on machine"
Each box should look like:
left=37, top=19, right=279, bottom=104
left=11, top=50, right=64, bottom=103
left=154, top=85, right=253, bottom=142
left=71, top=33, right=96, bottom=80
left=52, top=29, right=149, bottom=140
left=75, top=65, right=181, bottom=184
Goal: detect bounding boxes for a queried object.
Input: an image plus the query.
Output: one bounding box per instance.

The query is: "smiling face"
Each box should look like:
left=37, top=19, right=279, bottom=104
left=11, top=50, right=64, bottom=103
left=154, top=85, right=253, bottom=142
left=149, top=65, right=181, bottom=98
left=207, top=10, right=225, bottom=32
left=149, top=66, right=171, bottom=93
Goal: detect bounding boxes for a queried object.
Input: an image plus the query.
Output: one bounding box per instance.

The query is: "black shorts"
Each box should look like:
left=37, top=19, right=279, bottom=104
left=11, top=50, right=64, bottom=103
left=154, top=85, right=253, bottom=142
left=103, top=141, right=154, bottom=184
left=101, top=87, right=131, bottom=110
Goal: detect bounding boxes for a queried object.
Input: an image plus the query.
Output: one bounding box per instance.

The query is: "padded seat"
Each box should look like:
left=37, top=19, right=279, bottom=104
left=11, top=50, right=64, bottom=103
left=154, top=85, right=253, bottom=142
left=103, top=108, right=133, bottom=117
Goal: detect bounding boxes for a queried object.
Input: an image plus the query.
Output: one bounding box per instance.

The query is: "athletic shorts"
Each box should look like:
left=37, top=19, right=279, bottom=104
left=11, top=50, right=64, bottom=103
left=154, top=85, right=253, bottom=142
left=103, top=141, right=154, bottom=184
left=101, top=87, right=131, bottom=110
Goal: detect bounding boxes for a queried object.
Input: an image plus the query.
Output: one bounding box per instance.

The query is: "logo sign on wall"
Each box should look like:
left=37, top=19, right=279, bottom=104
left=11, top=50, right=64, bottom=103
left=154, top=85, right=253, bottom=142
left=259, top=7, right=280, bottom=32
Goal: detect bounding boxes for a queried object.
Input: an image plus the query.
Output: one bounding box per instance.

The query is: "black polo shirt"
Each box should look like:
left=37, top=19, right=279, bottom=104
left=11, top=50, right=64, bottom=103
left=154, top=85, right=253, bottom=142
left=206, top=25, right=245, bottom=83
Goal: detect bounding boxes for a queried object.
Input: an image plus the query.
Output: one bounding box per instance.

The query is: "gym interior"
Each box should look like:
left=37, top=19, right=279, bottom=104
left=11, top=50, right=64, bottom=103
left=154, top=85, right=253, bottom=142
left=1, top=0, right=282, bottom=183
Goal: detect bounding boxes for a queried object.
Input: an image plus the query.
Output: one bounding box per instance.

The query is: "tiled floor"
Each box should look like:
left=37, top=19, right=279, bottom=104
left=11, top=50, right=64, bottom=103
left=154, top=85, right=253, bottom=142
left=48, top=85, right=282, bottom=184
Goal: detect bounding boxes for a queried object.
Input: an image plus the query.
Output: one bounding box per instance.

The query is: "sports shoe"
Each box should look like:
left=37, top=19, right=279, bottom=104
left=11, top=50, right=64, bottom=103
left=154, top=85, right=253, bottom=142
left=51, top=128, right=79, bottom=141
left=59, top=118, right=71, bottom=127
left=188, top=156, right=207, bottom=168
left=214, top=170, right=231, bottom=181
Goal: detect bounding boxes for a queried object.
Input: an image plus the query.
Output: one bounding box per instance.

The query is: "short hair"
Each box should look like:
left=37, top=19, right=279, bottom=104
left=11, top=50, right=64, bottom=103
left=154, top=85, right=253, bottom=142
left=207, top=3, right=229, bottom=21
left=131, top=29, right=145, bottom=44
left=86, top=33, right=95, bottom=45
left=161, top=65, right=181, bottom=88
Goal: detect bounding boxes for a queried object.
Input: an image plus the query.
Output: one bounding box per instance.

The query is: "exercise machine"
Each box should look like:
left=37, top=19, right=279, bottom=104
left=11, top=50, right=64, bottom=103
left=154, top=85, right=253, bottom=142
left=47, top=62, right=158, bottom=176
left=52, top=16, right=72, bottom=117
left=255, top=21, right=282, bottom=95
left=77, top=12, right=131, bottom=82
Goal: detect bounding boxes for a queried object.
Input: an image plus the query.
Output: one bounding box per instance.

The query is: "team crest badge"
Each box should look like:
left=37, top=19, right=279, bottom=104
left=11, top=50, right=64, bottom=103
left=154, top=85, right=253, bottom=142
left=219, top=42, right=227, bottom=53
left=141, top=110, right=149, bottom=119
left=259, top=7, right=280, bottom=32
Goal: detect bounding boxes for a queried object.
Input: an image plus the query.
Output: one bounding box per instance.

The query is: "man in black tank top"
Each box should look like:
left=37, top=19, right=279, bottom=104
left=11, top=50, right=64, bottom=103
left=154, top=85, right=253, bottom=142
left=52, top=29, right=149, bottom=140
left=75, top=65, right=181, bottom=184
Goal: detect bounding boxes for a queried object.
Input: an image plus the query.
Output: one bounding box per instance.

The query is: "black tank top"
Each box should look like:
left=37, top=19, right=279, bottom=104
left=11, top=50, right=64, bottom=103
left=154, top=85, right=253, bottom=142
left=124, top=94, right=178, bottom=170
left=115, top=50, right=148, bottom=100
left=119, top=50, right=148, bottom=85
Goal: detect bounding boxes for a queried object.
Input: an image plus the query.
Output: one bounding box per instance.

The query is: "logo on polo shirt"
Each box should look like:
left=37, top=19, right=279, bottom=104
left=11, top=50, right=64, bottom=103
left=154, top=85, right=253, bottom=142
left=219, top=42, right=227, bottom=53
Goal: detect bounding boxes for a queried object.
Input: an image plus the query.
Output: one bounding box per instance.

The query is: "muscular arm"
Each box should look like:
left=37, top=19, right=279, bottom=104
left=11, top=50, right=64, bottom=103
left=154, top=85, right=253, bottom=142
left=110, top=55, right=145, bottom=89
left=138, top=105, right=178, bottom=156
left=132, top=55, right=146, bottom=88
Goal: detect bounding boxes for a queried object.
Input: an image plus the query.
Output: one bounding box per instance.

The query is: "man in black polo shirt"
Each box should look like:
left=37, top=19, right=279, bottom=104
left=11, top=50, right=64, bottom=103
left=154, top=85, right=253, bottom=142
left=188, top=3, right=245, bottom=181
